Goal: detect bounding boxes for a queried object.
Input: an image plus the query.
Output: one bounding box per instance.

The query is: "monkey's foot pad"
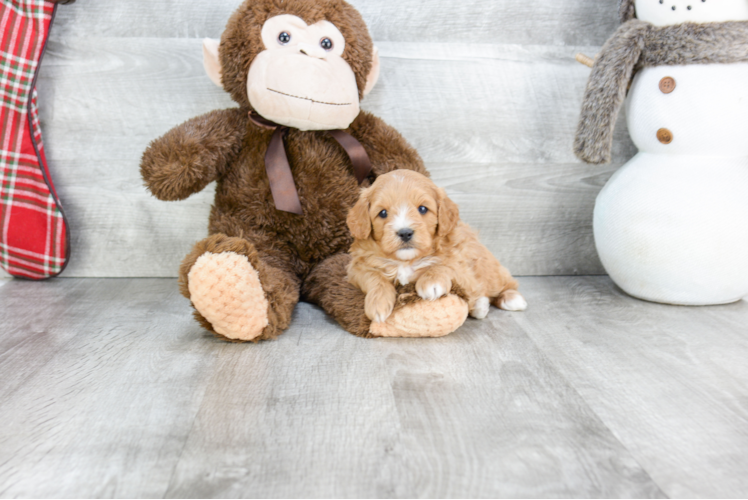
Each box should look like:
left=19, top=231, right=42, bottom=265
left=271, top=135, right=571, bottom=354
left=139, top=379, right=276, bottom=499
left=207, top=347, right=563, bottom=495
left=370, top=286, right=469, bottom=338
left=188, top=252, right=269, bottom=341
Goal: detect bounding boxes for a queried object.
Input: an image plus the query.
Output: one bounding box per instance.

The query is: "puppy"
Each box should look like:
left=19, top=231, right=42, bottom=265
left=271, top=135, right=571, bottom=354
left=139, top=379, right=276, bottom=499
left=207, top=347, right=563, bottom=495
left=346, top=170, right=527, bottom=323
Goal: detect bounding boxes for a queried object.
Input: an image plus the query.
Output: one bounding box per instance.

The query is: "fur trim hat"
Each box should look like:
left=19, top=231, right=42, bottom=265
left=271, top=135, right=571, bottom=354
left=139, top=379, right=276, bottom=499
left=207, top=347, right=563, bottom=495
left=620, top=0, right=636, bottom=23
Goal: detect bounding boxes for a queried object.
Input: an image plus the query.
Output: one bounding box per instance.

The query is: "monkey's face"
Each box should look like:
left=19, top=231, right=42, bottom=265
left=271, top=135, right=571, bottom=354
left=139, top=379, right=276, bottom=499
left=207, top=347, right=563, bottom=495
left=246, top=14, right=361, bottom=131
left=635, top=0, right=748, bottom=25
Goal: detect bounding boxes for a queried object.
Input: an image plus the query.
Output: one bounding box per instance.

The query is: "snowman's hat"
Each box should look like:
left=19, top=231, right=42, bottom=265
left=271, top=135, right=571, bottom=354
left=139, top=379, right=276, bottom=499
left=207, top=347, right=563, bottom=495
left=620, top=0, right=636, bottom=23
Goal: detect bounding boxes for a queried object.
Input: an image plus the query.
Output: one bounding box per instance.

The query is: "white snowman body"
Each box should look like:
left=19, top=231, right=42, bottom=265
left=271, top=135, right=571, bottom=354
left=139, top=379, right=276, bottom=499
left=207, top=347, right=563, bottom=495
left=594, top=0, right=748, bottom=304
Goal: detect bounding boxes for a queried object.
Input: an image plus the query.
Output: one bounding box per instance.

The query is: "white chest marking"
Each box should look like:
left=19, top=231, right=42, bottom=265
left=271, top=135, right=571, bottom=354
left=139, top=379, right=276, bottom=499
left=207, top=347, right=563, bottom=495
left=397, top=264, right=415, bottom=285
left=394, top=257, right=439, bottom=286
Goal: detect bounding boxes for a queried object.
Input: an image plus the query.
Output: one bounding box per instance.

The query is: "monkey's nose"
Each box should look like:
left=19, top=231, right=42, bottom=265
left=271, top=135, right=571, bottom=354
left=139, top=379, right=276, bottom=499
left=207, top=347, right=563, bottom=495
left=298, top=43, right=326, bottom=59
left=397, top=228, right=414, bottom=243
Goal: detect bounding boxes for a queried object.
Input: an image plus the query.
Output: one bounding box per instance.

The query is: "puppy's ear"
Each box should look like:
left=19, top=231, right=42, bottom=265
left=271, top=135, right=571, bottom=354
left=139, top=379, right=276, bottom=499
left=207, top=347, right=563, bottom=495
left=347, top=188, right=372, bottom=240
left=437, top=188, right=460, bottom=237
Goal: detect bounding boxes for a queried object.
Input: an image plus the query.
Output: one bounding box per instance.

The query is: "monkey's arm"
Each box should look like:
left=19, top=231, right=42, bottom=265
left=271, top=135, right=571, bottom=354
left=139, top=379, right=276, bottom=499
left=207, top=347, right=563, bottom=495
left=348, top=111, right=428, bottom=177
left=573, top=20, right=649, bottom=165
left=140, top=108, right=248, bottom=201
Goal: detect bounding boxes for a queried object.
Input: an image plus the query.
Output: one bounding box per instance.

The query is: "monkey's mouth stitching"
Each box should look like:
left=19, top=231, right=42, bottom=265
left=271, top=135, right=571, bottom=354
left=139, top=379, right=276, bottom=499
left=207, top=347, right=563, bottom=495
left=267, top=88, right=352, bottom=106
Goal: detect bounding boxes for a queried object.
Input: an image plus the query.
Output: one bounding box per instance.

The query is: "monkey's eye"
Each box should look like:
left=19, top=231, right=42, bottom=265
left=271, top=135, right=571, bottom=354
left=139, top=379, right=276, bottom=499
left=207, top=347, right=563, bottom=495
left=320, top=37, right=333, bottom=51
left=378, top=209, right=388, bottom=219
left=418, top=206, right=429, bottom=215
left=278, top=32, right=291, bottom=44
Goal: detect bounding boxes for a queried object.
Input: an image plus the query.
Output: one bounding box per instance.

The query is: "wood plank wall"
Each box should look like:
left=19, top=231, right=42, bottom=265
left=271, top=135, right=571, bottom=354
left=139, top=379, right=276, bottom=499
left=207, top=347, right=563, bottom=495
left=2, top=0, right=635, bottom=279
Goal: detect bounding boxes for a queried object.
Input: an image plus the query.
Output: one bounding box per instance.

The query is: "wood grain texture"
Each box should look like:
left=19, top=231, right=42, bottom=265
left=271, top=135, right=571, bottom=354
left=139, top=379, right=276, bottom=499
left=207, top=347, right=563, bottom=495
left=0, top=279, right=216, bottom=497
left=163, top=303, right=661, bottom=498
left=0, top=278, right=668, bottom=498
left=51, top=0, right=620, bottom=46
left=514, top=277, right=748, bottom=498
left=36, top=35, right=631, bottom=277
left=434, top=161, right=617, bottom=275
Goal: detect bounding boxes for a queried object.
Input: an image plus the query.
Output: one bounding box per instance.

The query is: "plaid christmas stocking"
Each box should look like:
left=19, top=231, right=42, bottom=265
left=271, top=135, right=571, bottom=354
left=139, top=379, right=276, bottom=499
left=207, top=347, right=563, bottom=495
left=0, top=0, right=71, bottom=279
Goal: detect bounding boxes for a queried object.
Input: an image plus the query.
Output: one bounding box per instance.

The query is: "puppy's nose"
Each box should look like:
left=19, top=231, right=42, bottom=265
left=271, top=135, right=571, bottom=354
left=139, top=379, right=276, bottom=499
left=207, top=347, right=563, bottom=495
left=397, top=228, right=414, bottom=242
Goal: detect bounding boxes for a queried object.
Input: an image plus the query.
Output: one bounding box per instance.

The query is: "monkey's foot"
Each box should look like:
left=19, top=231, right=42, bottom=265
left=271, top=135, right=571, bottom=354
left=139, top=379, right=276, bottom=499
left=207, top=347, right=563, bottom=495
left=369, top=293, right=468, bottom=338
left=188, top=252, right=269, bottom=341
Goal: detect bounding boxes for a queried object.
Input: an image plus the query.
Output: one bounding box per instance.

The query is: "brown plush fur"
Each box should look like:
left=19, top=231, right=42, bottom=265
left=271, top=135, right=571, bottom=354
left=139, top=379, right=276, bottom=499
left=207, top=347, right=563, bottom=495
left=347, top=171, right=520, bottom=322
left=141, top=109, right=249, bottom=201
left=574, top=18, right=748, bottom=164
left=141, top=0, right=433, bottom=340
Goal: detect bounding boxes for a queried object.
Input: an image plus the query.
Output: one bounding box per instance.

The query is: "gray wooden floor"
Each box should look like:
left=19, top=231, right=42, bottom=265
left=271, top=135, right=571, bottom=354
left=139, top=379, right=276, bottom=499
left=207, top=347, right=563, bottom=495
left=1, top=278, right=746, bottom=498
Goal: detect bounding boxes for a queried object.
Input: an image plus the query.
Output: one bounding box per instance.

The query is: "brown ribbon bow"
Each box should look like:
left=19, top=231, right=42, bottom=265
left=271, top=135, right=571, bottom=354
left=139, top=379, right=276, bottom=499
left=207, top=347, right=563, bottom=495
left=249, top=112, right=373, bottom=215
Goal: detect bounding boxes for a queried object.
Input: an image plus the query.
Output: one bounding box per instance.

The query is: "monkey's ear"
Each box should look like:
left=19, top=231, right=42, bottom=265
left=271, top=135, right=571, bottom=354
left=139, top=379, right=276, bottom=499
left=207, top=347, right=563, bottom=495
left=436, top=188, right=460, bottom=237
left=347, top=188, right=372, bottom=240
left=363, top=46, right=380, bottom=97
left=202, top=38, right=223, bottom=88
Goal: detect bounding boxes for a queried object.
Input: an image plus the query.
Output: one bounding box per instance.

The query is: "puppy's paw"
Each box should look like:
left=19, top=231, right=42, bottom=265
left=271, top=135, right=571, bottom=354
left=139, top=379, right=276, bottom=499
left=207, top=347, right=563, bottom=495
left=497, top=290, right=527, bottom=312
left=469, top=296, right=490, bottom=319
left=365, top=288, right=397, bottom=323
left=416, top=275, right=451, bottom=301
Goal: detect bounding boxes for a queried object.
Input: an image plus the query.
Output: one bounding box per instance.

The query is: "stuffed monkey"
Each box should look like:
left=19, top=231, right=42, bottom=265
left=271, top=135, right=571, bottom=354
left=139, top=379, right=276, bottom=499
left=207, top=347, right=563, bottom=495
left=574, top=0, right=748, bottom=305
left=140, top=0, right=469, bottom=341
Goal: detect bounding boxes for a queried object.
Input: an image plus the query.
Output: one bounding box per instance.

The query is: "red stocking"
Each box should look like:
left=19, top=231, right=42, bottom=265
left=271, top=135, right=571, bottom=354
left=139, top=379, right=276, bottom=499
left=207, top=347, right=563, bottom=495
left=0, top=0, right=71, bottom=279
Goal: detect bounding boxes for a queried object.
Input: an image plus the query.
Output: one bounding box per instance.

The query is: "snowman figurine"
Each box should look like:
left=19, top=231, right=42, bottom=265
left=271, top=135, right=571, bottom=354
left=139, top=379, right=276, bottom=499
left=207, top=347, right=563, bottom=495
left=574, top=0, right=748, bottom=305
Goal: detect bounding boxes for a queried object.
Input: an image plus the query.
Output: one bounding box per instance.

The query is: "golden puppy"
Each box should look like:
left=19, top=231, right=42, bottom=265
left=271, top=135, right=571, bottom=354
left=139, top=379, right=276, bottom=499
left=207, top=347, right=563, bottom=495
left=347, top=170, right=527, bottom=323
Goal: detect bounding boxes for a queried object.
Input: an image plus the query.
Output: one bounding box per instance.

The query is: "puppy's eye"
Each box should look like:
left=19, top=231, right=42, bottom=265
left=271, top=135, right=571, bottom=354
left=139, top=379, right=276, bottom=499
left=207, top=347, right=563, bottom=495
left=378, top=209, right=388, bottom=219
left=418, top=206, right=429, bottom=215
left=278, top=32, right=291, bottom=44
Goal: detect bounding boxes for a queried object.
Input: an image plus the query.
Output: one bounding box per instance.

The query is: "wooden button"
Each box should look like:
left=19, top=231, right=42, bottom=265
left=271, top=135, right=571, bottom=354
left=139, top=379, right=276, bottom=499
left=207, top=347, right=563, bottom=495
left=657, top=128, right=673, bottom=144
left=659, top=77, right=676, bottom=94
